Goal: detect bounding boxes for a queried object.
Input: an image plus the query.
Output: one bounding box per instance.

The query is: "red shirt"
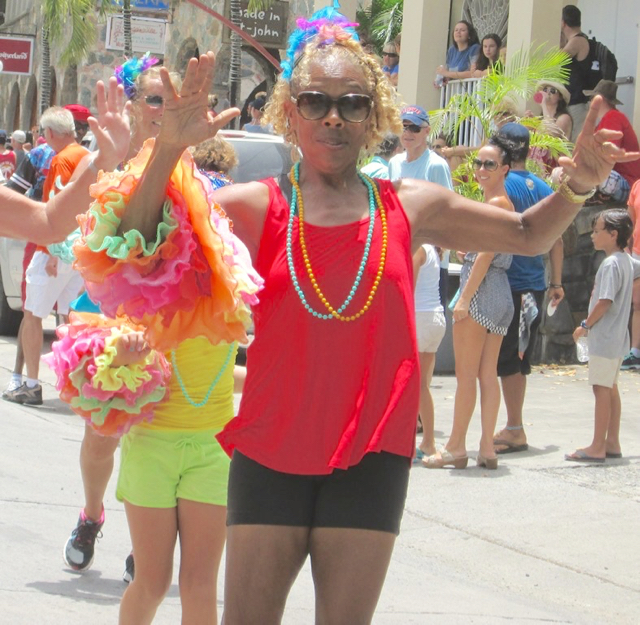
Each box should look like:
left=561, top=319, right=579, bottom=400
left=597, top=109, right=640, bottom=186
left=0, top=150, right=16, bottom=181
left=217, top=178, right=420, bottom=474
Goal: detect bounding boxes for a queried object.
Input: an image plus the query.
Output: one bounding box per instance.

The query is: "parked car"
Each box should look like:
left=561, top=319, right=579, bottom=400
left=0, top=131, right=293, bottom=336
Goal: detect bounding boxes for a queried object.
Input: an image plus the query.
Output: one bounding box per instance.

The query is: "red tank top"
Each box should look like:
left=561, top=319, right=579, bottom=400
left=217, top=177, right=419, bottom=474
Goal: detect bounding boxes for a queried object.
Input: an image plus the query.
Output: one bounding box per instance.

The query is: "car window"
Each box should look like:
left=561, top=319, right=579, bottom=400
left=227, top=140, right=293, bottom=183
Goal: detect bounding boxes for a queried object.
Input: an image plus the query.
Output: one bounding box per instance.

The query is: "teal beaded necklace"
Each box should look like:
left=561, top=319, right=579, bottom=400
left=170, top=342, right=236, bottom=408
left=286, top=162, right=378, bottom=320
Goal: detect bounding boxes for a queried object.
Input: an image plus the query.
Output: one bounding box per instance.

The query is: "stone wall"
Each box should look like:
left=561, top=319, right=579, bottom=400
left=537, top=203, right=613, bottom=364
left=0, top=0, right=314, bottom=131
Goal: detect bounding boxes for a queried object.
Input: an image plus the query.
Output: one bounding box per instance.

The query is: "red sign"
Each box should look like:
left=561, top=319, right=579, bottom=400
left=0, top=36, right=34, bottom=75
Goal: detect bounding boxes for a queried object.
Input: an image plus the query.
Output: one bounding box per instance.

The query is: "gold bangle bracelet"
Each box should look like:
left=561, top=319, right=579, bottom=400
left=556, top=178, right=596, bottom=204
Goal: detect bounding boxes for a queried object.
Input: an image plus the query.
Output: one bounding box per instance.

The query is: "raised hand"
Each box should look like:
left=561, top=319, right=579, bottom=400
left=90, top=77, right=131, bottom=171
left=157, top=51, right=240, bottom=150
left=558, top=96, right=640, bottom=192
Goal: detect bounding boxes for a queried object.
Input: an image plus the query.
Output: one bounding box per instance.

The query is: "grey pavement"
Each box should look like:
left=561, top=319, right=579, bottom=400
left=1, top=320, right=639, bottom=624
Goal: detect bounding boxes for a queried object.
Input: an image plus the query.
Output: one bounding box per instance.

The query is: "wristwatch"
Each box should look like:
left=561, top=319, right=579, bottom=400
left=557, top=178, right=596, bottom=204
left=580, top=320, right=591, bottom=330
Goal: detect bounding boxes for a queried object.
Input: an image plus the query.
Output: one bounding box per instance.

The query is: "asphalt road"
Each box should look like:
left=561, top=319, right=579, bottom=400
left=1, top=321, right=639, bottom=624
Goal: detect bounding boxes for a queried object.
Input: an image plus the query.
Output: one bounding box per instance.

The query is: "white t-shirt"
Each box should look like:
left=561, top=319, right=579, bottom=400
left=588, top=252, right=640, bottom=359
left=415, top=245, right=444, bottom=313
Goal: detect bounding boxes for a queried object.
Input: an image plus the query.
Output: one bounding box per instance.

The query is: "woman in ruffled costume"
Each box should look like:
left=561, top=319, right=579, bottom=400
left=96, top=3, right=637, bottom=621
left=57, top=56, right=185, bottom=582
left=46, top=59, right=258, bottom=623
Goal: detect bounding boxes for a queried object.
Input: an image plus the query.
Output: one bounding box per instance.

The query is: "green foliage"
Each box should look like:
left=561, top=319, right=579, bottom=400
left=356, top=0, right=403, bottom=53
left=41, top=0, right=116, bottom=66
left=429, top=44, right=574, bottom=199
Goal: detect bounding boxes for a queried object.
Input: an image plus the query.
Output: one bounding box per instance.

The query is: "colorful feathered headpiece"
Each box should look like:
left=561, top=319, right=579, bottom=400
left=281, top=1, right=359, bottom=81
left=115, top=53, right=159, bottom=99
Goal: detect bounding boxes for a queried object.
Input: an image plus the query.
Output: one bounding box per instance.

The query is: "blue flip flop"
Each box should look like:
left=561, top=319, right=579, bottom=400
left=565, top=450, right=605, bottom=464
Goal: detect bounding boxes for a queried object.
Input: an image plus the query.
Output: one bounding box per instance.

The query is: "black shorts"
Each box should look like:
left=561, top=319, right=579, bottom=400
left=497, top=289, right=545, bottom=377
left=227, top=450, right=411, bottom=535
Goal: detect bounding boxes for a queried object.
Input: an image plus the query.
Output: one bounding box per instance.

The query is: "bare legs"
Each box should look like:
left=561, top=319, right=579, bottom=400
left=80, top=424, right=119, bottom=522
left=568, top=384, right=621, bottom=460
left=20, top=310, right=43, bottom=380
left=443, top=317, right=503, bottom=460
left=417, top=351, right=437, bottom=456
left=222, top=525, right=395, bottom=625
left=120, top=500, right=226, bottom=624
left=493, top=372, right=529, bottom=451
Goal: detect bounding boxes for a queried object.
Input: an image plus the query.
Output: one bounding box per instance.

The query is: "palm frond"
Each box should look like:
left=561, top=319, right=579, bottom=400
left=247, top=0, right=276, bottom=11
left=41, top=0, right=100, bottom=66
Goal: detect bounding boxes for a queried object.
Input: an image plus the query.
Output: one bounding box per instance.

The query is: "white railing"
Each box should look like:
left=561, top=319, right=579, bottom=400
left=438, top=77, right=484, bottom=147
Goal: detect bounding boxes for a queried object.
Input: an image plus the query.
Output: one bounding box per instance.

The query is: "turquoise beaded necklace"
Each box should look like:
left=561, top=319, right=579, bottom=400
left=286, top=162, right=378, bottom=320
left=170, top=342, right=236, bottom=408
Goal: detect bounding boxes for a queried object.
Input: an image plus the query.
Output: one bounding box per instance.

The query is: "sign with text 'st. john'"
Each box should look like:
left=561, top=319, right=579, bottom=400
left=223, top=1, right=289, bottom=48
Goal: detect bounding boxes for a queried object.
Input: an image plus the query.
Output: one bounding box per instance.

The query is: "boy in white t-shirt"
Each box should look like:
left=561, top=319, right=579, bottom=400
left=567, top=210, right=640, bottom=463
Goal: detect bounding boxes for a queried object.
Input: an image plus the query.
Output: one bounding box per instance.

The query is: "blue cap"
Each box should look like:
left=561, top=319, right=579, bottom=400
left=401, top=105, right=429, bottom=126
left=497, top=122, right=530, bottom=143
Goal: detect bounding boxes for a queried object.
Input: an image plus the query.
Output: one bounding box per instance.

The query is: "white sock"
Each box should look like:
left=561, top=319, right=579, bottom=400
left=631, top=348, right=640, bottom=358
left=25, top=378, right=39, bottom=388
left=10, top=373, right=23, bottom=385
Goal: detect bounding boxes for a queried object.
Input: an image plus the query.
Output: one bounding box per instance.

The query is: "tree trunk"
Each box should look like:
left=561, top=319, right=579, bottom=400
left=123, top=0, right=133, bottom=58
left=40, top=26, right=51, bottom=114
left=228, top=0, right=242, bottom=129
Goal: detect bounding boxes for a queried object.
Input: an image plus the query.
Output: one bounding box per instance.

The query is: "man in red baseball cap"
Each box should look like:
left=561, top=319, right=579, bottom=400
left=64, top=104, right=92, bottom=142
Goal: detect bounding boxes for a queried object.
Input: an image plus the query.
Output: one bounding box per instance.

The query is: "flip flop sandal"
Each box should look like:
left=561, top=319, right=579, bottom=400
left=493, top=439, right=529, bottom=455
left=564, top=450, right=605, bottom=463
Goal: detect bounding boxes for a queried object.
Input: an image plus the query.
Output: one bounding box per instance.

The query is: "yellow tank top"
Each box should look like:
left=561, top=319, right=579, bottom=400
left=141, top=337, right=237, bottom=431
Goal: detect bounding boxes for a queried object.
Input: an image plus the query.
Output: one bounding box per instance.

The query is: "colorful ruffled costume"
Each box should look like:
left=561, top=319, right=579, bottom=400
left=46, top=142, right=262, bottom=436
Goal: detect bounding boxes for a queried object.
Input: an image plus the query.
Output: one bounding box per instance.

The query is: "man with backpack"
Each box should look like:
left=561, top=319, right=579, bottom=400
left=561, top=5, right=593, bottom=142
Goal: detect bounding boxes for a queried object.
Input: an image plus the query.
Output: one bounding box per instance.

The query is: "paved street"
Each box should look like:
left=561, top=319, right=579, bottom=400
left=1, top=321, right=639, bottom=624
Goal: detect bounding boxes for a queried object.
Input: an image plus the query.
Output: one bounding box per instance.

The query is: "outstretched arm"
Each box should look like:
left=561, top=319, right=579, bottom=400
left=0, top=78, right=131, bottom=244
left=402, top=96, right=640, bottom=255
left=118, top=52, right=239, bottom=239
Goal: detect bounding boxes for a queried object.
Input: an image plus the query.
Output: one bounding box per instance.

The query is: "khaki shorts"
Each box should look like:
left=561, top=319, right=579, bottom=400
left=588, top=355, right=623, bottom=388
left=117, top=427, right=229, bottom=508
left=415, top=311, right=446, bottom=353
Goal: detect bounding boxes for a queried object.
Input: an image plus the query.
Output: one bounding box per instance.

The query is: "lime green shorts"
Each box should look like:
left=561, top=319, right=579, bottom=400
left=116, top=427, right=230, bottom=508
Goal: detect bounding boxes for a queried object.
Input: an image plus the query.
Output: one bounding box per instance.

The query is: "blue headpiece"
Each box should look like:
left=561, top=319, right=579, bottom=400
left=281, top=1, right=360, bottom=82
left=115, top=53, right=159, bottom=99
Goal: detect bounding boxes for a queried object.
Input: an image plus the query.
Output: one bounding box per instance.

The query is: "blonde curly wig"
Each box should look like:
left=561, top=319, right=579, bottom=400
left=264, top=34, right=401, bottom=155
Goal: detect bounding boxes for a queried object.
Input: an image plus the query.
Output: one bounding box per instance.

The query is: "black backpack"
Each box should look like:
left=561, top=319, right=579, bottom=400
left=586, top=37, right=618, bottom=88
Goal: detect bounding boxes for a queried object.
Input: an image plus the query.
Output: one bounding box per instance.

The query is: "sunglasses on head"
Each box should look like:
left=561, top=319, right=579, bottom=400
left=542, top=86, right=558, bottom=95
left=291, top=91, right=372, bottom=123
left=144, top=95, right=164, bottom=107
left=472, top=158, right=499, bottom=171
left=402, top=123, right=424, bottom=134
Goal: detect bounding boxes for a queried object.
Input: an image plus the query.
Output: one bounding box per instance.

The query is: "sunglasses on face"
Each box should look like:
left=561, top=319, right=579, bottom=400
left=402, top=123, right=424, bottom=134
left=472, top=158, right=499, bottom=171
left=383, top=52, right=398, bottom=58
left=291, top=91, right=372, bottom=123
left=542, top=86, right=558, bottom=95
left=144, top=95, right=164, bottom=107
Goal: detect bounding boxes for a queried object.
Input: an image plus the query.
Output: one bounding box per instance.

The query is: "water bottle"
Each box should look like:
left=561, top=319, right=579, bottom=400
left=576, top=336, right=589, bottom=362
left=434, top=74, right=444, bottom=88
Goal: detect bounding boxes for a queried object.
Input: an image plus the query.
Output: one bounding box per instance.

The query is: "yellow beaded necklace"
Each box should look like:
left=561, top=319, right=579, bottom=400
left=288, top=165, right=388, bottom=322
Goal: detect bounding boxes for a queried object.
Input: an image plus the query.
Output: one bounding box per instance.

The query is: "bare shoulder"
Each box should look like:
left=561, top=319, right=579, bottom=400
left=487, top=195, right=513, bottom=212
left=211, top=180, right=271, bottom=257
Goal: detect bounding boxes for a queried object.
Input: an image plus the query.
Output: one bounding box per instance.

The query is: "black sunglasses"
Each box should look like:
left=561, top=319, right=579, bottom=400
left=291, top=91, right=372, bottom=123
left=383, top=52, right=399, bottom=58
left=402, top=123, right=424, bottom=134
left=472, top=158, right=499, bottom=171
left=144, top=95, right=164, bottom=107
left=542, top=86, right=558, bottom=95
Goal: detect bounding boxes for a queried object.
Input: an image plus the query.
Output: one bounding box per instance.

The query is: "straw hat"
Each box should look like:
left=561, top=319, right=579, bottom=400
left=536, top=80, right=571, bottom=104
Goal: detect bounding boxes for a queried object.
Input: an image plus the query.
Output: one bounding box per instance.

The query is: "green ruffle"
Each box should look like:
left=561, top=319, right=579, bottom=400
left=84, top=193, right=177, bottom=259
